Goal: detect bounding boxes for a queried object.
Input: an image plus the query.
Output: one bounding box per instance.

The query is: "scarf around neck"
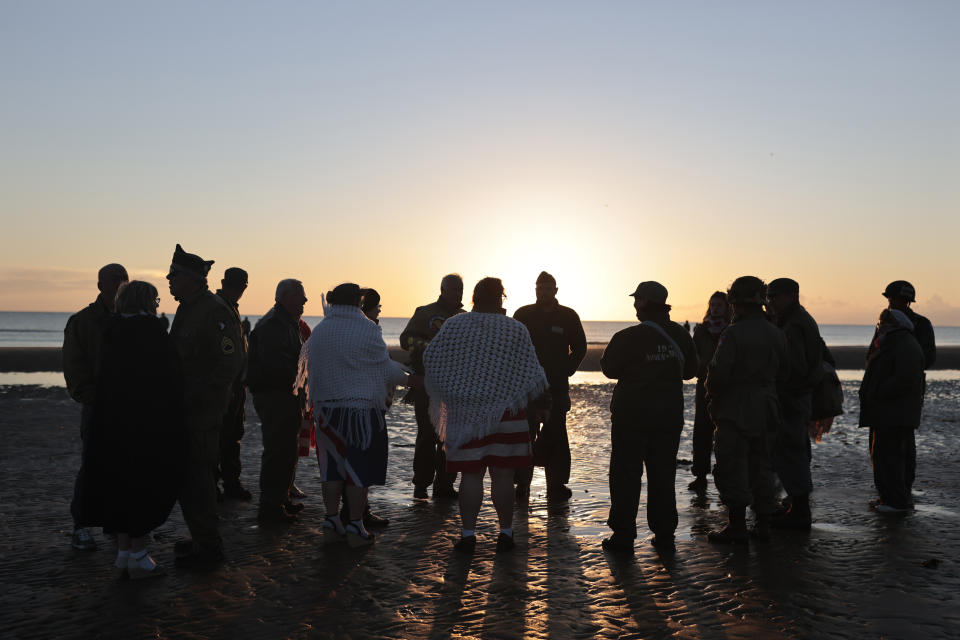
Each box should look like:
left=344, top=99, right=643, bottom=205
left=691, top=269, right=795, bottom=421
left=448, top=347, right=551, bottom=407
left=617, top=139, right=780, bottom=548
left=423, top=311, right=548, bottom=452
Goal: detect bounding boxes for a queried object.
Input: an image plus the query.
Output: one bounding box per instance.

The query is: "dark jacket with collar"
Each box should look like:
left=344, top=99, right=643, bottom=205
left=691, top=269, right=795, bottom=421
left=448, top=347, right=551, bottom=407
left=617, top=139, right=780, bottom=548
left=601, top=312, right=698, bottom=428
left=773, top=301, right=823, bottom=397
left=63, top=295, right=113, bottom=405
left=859, top=328, right=925, bottom=429
left=400, top=297, right=464, bottom=374
left=513, top=299, right=587, bottom=395
left=246, top=304, right=304, bottom=394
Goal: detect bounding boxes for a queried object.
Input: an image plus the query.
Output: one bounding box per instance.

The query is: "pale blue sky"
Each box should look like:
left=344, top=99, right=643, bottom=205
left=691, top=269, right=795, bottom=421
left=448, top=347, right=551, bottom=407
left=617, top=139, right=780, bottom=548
left=2, top=2, right=958, bottom=321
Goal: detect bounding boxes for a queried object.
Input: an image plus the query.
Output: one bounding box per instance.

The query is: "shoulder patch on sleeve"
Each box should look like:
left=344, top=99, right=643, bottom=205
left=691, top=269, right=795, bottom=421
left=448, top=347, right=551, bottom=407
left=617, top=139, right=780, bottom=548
left=221, top=336, right=235, bottom=355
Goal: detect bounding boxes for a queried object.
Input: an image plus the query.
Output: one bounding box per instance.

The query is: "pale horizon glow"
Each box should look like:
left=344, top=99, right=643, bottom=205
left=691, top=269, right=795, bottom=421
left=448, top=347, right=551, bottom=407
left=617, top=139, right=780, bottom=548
left=2, top=3, right=958, bottom=323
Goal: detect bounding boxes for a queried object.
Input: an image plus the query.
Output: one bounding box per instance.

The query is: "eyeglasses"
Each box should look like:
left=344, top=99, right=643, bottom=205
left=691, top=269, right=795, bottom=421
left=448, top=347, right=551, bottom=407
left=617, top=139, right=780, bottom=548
left=154, top=297, right=161, bottom=306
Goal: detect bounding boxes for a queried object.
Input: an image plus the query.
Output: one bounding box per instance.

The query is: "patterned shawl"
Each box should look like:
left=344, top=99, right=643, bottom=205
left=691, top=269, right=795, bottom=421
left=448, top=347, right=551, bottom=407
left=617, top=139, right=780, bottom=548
left=423, top=311, right=548, bottom=453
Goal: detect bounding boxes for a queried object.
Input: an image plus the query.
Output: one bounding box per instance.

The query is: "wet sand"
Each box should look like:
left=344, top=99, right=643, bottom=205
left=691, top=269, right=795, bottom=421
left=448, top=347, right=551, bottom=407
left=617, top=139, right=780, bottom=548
left=4, top=345, right=960, bottom=372
left=1, top=379, right=958, bottom=639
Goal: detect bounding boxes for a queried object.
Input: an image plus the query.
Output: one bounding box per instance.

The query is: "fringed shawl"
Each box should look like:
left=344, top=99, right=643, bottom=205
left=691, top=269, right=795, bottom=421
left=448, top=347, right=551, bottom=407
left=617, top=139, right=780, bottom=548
left=423, top=311, right=548, bottom=453
left=295, top=305, right=407, bottom=449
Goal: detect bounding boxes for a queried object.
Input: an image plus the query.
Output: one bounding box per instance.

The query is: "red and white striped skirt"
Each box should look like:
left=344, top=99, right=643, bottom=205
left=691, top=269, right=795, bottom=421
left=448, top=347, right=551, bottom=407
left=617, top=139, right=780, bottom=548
left=445, top=409, right=532, bottom=473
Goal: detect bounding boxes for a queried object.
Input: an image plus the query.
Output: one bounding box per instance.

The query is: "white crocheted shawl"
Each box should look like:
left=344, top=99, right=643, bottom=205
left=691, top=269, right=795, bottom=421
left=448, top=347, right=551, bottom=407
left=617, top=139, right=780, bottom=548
left=423, top=311, right=548, bottom=453
left=295, top=304, right=407, bottom=448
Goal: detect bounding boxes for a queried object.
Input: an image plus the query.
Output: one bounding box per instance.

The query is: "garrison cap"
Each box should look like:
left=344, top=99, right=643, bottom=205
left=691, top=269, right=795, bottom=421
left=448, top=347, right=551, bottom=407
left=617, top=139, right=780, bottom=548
left=883, top=280, right=916, bottom=303
left=169, top=244, right=214, bottom=280
left=767, top=278, right=800, bottom=296
left=629, top=281, right=668, bottom=304
left=223, top=267, right=248, bottom=288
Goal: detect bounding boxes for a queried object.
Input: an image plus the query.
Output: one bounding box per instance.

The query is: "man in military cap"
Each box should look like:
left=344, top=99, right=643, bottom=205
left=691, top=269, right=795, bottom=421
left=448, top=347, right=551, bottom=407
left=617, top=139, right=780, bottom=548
left=513, top=271, right=587, bottom=501
left=706, top=276, right=788, bottom=544
left=870, top=281, right=936, bottom=369
left=765, top=277, right=823, bottom=530
left=247, top=278, right=308, bottom=524
left=215, top=267, right=251, bottom=501
left=166, top=244, right=244, bottom=569
left=63, top=263, right=128, bottom=551
left=401, top=273, right=465, bottom=500
left=600, top=281, right=698, bottom=553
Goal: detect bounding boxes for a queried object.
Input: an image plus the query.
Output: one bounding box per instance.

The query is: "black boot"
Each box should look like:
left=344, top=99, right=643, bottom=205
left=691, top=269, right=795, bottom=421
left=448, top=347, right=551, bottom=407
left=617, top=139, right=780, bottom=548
left=708, top=506, right=749, bottom=544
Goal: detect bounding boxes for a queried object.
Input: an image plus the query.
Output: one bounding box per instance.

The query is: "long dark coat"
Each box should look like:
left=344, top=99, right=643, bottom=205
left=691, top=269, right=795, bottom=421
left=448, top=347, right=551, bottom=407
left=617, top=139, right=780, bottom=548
left=859, top=328, right=925, bottom=430
left=82, top=314, right=186, bottom=536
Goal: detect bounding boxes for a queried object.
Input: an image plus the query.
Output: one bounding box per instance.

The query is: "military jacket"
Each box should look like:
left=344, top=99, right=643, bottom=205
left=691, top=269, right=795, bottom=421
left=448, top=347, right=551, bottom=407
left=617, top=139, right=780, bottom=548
left=216, top=289, right=249, bottom=373
left=859, top=329, right=925, bottom=429
left=774, top=302, right=824, bottom=397
left=170, top=289, right=244, bottom=420
left=600, top=313, right=698, bottom=428
left=705, top=310, right=787, bottom=435
left=513, top=300, right=587, bottom=393
left=62, top=296, right=113, bottom=405
left=399, top=298, right=464, bottom=374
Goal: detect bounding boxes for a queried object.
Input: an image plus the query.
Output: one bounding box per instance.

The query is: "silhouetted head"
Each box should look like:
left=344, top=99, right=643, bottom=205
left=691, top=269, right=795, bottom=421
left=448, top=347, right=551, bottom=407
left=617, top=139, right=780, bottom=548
left=703, top=291, right=730, bottom=323
left=877, top=308, right=914, bottom=334
left=221, top=267, right=248, bottom=303
left=629, top=281, right=670, bottom=320
left=115, top=281, right=159, bottom=316
left=440, top=274, right=464, bottom=309
left=166, top=244, right=213, bottom=300
left=726, top=276, right=766, bottom=313
left=883, top=280, right=916, bottom=311
left=97, top=264, right=129, bottom=310
left=765, top=278, right=799, bottom=316
left=360, top=288, right=381, bottom=322
left=535, top=271, right=558, bottom=305
left=472, top=277, right=506, bottom=313
left=326, top=282, right=361, bottom=307
left=275, top=278, right=307, bottom=318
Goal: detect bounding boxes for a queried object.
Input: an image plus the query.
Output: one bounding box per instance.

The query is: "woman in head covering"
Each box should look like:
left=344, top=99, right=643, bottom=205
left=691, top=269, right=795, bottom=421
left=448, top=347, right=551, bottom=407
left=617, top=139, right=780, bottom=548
left=82, top=281, right=186, bottom=579
left=859, top=308, right=926, bottom=513
left=423, top=277, right=549, bottom=553
left=297, top=283, right=412, bottom=547
left=688, top=291, right=730, bottom=493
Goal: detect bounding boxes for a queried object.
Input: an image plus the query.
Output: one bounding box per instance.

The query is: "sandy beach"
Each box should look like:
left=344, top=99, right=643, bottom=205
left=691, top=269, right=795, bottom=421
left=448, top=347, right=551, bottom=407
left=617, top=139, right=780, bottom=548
left=4, top=345, right=960, bottom=373
left=1, top=376, right=958, bottom=639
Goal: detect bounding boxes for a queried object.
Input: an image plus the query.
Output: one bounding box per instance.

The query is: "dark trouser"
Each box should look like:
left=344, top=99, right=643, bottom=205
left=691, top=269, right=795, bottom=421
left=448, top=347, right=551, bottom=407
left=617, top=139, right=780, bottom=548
left=218, top=384, right=246, bottom=488
left=871, top=426, right=915, bottom=509
left=254, top=391, right=302, bottom=510
left=691, top=385, right=714, bottom=478
left=515, top=408, right=571, bottom=488
left=607, top=415, right=682, bottom=540
left=713, top=419, right=777, bottom=513
left=180, top=428, right=222, bottom=549
left=775, top=392, right=813, bottom=498
left=412, top=394, right=455, bottom=488
left=70, top=403, right=94, bottom=529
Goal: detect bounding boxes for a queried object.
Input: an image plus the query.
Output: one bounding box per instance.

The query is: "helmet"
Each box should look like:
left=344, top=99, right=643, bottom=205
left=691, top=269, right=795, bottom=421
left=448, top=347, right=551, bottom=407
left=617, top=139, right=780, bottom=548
left=727, top=276, right=766, bottom=305
left=882, top=280, right=916, bottom=303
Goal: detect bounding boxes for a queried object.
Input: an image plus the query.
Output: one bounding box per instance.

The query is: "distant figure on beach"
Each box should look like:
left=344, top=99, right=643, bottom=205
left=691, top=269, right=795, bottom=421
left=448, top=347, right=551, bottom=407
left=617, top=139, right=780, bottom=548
left=81, top=281, right=185, bottom=579
left=401, top=274, right=465, bottom=500
left=765, top=278, right=823, bottom=531
left=683, top=320, right=691, bottom=333
left=512, top=271, right=586, bottom=502
left=423, top=277, right=549, bottom=553
left=705, top=277, right=787, bottom=544
left=166, top=244, right=244, bottom=570
left=688, top=291, right=730, bottom=495
left=868, top=281, right=936, bottom=369
left=215, top=267, right=251, bottom=502
left=600, top=281, right=697, bottom=554
left=62, top=262, right=128, bottom=552
left=241, top=316, right=251, bottom=337
left=860, top=309, right=926, bottom=513
left=298, top=283, right=412, bottom=547
left=247, top=279, right=308, bottom=525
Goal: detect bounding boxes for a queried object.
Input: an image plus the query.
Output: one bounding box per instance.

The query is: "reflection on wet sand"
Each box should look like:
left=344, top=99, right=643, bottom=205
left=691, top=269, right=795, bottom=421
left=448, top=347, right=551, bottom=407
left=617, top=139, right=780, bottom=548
left=1, top=380, right=958, bottom=638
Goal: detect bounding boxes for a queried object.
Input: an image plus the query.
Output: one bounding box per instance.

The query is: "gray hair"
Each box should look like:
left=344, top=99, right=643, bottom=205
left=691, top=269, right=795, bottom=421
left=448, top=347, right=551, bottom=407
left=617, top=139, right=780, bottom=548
left=440, top=273, right=463, bottom=292
left=275, top=278, right=304, bottom=302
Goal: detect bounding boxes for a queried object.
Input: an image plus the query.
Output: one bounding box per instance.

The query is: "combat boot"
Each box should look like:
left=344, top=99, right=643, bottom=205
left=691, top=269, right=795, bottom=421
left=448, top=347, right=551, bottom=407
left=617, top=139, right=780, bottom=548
left=708, top=506, right=749, bottom=544
left=771, top=494, right=811, bottom=531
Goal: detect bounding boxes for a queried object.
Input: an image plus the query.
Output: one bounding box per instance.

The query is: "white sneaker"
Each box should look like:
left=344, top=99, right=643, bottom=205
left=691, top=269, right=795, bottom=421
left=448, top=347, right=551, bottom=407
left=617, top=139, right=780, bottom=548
left=71, top=528, right=96, bottom=551
left=875, top=504, right=909, bottom=514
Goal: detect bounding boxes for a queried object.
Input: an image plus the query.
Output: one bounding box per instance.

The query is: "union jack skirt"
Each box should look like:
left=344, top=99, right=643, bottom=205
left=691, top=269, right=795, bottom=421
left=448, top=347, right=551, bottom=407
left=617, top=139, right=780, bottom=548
left=315, top=408, right=388, bottom=487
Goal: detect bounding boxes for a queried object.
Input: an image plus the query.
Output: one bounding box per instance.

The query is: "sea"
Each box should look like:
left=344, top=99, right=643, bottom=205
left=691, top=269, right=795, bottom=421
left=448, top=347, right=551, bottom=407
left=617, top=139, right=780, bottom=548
left=3, top=310, right=960, bottom=348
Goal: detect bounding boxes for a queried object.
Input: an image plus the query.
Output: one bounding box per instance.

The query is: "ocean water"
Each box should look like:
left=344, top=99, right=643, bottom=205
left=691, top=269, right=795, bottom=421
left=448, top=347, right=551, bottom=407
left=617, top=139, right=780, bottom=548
left=2, top=310, right=960, bottom=349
